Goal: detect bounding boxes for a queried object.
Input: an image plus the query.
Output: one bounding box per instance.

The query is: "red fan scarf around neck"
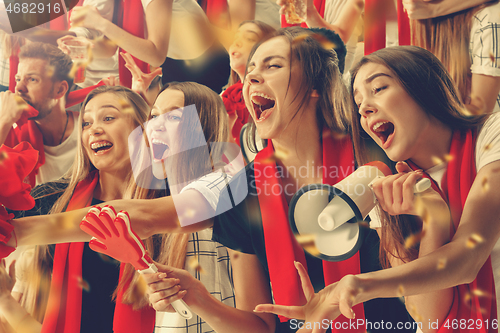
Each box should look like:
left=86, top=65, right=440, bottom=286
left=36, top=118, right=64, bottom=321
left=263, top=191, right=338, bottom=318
left=409, top=130, right=497, bottom=333
left=254, top=133, right=365, bottom=331
left=221, top=81, right=248, bottom=146
left=41, top=171, right=154, bottom=333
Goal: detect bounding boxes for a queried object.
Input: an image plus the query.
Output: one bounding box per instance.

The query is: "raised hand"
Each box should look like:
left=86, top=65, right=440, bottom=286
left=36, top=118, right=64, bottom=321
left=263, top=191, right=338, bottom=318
left=70, top=6, right=106, bottom=32
left=121, top=52, right=162, bottom=103
left=254, top=262, right=358, bottom=333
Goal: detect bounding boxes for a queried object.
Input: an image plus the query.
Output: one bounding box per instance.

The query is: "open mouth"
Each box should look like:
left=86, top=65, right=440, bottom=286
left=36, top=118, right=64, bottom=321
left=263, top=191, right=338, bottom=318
left=151, top=138, right=169, bottom=161
left=371, top=121, right=395, bottom=147
left=251, top=92, right=276, bottom=122
left=91, top=141, right=113, bottom=154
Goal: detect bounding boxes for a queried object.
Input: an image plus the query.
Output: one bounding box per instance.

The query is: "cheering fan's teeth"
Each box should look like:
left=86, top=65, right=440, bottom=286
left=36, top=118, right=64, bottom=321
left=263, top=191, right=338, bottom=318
left=373, top=121, right=389, bottom=132
left=91, top=141, right=113, bottom=152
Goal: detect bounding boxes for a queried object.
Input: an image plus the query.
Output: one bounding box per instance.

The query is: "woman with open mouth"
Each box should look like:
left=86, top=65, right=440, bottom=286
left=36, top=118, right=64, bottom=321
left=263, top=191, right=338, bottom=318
left=143, top=27, right=413, bottom=333
left=222, top=20, right=275, bottom=146
left=0, top=85, right=150, bottom=333
left=254, top=46, right=500, bottom=333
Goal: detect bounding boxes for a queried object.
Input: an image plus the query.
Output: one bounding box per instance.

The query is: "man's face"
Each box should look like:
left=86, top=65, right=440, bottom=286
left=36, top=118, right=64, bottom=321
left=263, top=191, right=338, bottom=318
left=15, top=58, right=58, bottom=119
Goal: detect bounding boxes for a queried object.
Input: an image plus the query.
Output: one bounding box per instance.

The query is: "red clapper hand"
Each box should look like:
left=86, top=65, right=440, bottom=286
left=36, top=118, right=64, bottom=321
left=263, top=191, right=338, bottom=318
left=80, top=205, right=192, bottom=319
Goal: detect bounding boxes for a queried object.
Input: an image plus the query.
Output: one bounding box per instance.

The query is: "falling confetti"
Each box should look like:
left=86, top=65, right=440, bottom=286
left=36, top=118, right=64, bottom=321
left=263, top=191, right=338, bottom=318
left=0, top=151, right=7, bottom=162
left=14, top=95, right=27, bottom=109
left=482, top=177, right=490, bottom=192
left=311, top=33, right=337, bottom=50
left=188, top=255, right=205, bottom=274
left=490, top=51, right=495, bottom=63
left=484, top=143, right=492, bottom=151
left=404, top=230, right=426, bottom=249
left=98, top=252, right=119, bottom=265
left=131, top=274, right=148, bottom=303
left=437, top=258, right=447, bottom=270
left=274, top=147, right=289, bottom=161
left=78, top=277, right=91, bottom=292
left=118, top=99, right=134, bottom=115
left=431, top=156, right=443, bottom=165
left=295, top=234, right=320, bottom=256
left=397, top=284, right=405, bottom=297
left=466, top=233, right=485, bottom=249
left=183, top=209, right=196, bottom=219
left=443, top=154, right=453, bottom=162
left=45, top=65, right=55, bottom=79
left=291, top=33, right=309, bottom=46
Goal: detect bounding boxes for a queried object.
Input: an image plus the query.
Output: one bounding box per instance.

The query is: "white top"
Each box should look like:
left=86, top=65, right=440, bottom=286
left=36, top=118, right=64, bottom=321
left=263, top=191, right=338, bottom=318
left=323, top=0, right=359, bottom=72
left=156, top=176, right=236, bottom=332
left=154, top=228, right=235, bottom=333
left=69, top=0, right=119, bottom=88
left=142, top=0, right=212, bottom=60
left=35, top=111, right=78, bottom=185
left=470, top=2, right=500, bottom=113
left=255, top=0, right=281, bottom=29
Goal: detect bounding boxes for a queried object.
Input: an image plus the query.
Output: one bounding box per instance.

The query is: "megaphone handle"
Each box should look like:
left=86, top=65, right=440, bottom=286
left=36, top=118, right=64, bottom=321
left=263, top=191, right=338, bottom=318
left=368, top=177, right=432, bottom=201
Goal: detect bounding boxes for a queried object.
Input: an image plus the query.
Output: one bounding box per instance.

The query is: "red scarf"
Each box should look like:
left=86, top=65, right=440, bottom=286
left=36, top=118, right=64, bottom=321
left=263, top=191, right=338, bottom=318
left=364, top=0, right=410, bottom=55
left=116, top=0, right=150, bottom=89
left=222, top=82, right=248, bottom=146
left=41, top=171, right=155, bottom=333
left=281, top=0, right=325, bottom=28
left=254, top=133, right=365, bottom=330
left=410, top=130, right=497, bottom=333
left=0, top=142, right=38, bottom=258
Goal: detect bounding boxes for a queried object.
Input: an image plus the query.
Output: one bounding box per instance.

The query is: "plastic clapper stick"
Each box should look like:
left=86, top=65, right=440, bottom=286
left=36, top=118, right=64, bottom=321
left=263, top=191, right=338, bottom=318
left=80, top=206, right=192, bottom=319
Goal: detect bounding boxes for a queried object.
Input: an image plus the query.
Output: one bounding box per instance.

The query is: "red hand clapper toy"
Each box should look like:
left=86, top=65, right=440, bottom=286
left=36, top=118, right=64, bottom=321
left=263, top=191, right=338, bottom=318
left=80, top=205, right=192, bottom=319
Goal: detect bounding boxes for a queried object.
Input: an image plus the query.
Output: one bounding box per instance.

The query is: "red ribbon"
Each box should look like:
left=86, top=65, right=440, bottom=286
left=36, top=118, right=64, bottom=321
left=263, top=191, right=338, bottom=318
left=255, top=132, right=365, bottom=331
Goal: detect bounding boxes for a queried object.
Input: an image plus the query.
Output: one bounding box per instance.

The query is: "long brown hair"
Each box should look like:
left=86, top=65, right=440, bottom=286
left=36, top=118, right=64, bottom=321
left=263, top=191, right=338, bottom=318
left=118, top=82, right=230, bottom=308
left=245, top=27, right=350, bottom=151
left=349, top=46, right=489, bottom=268
left=227, top=20, right=276, bottom=87
left=411, top=2, right=496, bottom=103
left=20, top=86, right=150, bottom=321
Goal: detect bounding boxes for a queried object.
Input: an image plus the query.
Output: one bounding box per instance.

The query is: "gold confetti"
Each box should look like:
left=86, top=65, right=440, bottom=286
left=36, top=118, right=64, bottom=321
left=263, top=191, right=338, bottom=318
left=131, top=274, right=148, bottom=302
left=484, top=143, right=492, bottom=151
left=444, top=154, right=453, bottom=162
left=437, top=258, right=447, bottom=270
left=87, top=45, right=93, bottom=64
left=466, top=233, right=485, bottom=248
left=295, top=234, right=320, bottom=256
left=482, top=177, right=490, bottom=192
left=311, top=33, right=336, bottom=50
left=13, top=95, right=28, bottom=109
left=188, top=255, right=205, bottom=274
left=118, top=99, right=134, bottom=115
left=183, top=209, right=196, bottom=219
left=45, top=65, right=55, bottom=79
left=431, top=156, right=443, bottom=165
left=397, top=284, right=405, bottom=297
left=404, top=230, right=426, bottom=249
left=358, top=221, right=370, bottom=229
left=472, top=288, right=491, bottom=298
left=291, top=33, right=309, bottom=46
left=98, top=252, right=119, bottom=264
left=0, top=151, right=8, bottom=162
left=78, top=277, right=91, bottom=292
left=490, top=51, right=495, bottom=63
left=274, top=147, right=289, bottom=161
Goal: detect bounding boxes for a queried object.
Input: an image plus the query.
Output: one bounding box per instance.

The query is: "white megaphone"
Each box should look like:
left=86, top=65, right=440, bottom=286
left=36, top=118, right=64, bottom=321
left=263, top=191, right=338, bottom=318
left=288, top=161, right=431, bottom=262
left=318, top=161, right=431, bottom=232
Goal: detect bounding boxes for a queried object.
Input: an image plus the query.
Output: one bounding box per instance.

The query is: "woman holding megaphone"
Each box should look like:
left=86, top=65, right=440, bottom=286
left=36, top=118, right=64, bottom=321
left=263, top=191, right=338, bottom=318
left=255, top=46, right=500, bottom=333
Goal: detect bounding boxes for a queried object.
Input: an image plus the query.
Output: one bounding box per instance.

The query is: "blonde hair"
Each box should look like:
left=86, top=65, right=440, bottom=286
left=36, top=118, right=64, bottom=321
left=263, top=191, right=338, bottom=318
left=118, top=82, right=230, bottom=308
left=20, top=86, right=150, bottom=321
